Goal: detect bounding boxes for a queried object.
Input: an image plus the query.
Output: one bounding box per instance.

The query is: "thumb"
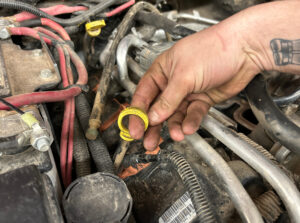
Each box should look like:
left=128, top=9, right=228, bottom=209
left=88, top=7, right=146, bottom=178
left=148, top=78, right=188, bottom=125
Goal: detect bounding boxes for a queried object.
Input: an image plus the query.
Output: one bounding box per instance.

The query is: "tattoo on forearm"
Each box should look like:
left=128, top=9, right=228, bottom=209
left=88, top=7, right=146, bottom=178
left=270, top=39, right=300, bottom=66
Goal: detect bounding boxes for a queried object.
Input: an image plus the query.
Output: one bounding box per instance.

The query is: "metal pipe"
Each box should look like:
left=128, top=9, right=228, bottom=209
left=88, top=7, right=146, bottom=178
left=127, top=56, right=145, bottom=78
left=273, top=88, right=300, bottom=106
left=116, top=34, right=147, bottom=95
left=175, top=12, right=219, bottom=25
left=185, top=133, right=263, bottom=223
left=201, top=115, right=300, bottom=223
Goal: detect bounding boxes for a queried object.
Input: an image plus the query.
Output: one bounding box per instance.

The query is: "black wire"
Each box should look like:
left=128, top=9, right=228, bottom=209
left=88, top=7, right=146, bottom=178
left=0, top=97, right=24, bottom=114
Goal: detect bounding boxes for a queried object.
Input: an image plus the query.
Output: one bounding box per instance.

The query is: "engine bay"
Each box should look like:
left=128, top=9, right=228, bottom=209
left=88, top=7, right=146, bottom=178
left=0, top=0, right=299, bottom=222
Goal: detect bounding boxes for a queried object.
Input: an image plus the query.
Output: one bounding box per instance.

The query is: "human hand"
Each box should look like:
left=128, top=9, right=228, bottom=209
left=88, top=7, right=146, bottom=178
left=128, top=5, right=277, bottom=150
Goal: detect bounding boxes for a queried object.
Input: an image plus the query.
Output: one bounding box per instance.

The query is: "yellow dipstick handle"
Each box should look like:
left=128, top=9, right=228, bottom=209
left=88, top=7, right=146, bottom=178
left=118, top=107, right=149, bottom=141
left=85, top=20, right=106, bottom=37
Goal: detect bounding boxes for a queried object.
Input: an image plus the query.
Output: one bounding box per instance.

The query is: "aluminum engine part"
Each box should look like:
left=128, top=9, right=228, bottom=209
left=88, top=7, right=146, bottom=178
left=0, top=104, right=54, bottom=175
left=135, top=41, right=174, bottom=71
left=0, top=40, right=60, bottom=97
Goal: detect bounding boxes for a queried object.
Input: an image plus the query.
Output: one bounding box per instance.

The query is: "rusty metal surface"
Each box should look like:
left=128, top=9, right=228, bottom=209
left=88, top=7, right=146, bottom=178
left=0, top=40, right=60, bottom=96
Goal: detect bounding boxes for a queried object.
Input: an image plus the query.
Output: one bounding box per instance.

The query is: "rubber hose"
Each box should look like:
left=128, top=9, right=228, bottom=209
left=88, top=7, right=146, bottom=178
left=165, top=151, right=217, bottom=223
left=0, top=0, right=118, bottom=26
left=73, top=118, right=91, bottom=177
left=75, top=93, right=114, bottom=174
left=246, top=75, right=300, bottom=155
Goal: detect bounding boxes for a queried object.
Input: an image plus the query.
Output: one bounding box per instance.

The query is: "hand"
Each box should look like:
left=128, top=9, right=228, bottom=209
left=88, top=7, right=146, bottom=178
left=128, top=6, right=274, bottom=150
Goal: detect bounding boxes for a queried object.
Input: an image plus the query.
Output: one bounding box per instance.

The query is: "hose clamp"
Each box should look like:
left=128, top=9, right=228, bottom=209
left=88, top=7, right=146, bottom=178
left=118, top=107, right=148, bottom=141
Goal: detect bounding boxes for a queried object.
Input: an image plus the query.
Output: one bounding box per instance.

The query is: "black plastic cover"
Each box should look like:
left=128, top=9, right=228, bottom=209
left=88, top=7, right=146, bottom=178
left=0, top=165, right=63, bottom=223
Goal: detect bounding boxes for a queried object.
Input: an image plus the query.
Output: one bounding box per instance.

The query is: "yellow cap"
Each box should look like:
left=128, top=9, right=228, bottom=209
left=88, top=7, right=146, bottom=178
left=85, top=20, right=106, bottom=37
left=118, top=107, right=149, bottom=142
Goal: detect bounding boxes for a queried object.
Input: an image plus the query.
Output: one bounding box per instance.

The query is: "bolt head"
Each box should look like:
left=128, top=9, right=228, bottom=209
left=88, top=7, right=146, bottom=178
left=40, top=69, right=53, bottom=78
left=33, top=49, right=43, bottom=57
left=0, top=28, right=10, bottom=40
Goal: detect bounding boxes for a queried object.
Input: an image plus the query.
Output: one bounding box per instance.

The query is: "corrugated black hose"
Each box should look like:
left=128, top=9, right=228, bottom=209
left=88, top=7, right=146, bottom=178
left=73, top=118, right=91, bottom=177
left=0, top=0, right=118, bottom=26
left=123, top=151, right=217, bottom=223
left=75, top=93, right=114, bottom=174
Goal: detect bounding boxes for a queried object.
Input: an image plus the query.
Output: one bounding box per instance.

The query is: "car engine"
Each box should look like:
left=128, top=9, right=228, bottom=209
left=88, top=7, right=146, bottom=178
left=0, top=0, right=299, bottom=222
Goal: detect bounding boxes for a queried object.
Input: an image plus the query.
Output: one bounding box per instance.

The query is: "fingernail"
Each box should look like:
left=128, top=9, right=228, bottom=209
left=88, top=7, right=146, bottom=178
left=149, top=110, right=159, bottom=123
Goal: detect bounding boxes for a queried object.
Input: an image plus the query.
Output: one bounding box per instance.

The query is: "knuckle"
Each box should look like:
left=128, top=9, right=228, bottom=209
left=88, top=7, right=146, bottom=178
left=157, top=96, right=171, bottom=110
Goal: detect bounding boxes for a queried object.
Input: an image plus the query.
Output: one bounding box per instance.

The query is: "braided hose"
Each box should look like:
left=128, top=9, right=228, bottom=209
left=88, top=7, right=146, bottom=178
left=73, top=118, right=91, bottom=178
left=237, top=133, right=295, bottom=182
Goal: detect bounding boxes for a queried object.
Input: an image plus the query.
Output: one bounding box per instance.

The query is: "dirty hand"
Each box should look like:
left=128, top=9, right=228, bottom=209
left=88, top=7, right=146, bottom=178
left=129, top=1, right=299, bottom=150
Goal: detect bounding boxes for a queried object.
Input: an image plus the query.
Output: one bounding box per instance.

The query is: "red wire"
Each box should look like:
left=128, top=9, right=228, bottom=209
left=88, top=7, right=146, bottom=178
left=61, top=99, right=72, bottom=186
left=64, top=45, right=75, bottom=186
left=66, top=98, right=75, bottom=185
left=35, top=26, right=62, bottom=41
left=5, top=26, right=88, bottom=187
left=57, top=45, right=70, bottom=186
left=14, top=5, right=88, bottom=22
left=0, top=88, right=81, bottom=110
left=105, top=0, right=135, bottom=17
left=9, top=27, right=52, bottom=44
left=41, top=18, right=71, bottom=41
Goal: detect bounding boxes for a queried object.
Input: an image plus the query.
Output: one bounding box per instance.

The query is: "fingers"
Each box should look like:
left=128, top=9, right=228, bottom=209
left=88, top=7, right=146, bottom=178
left=148, top=76, right=189, bottom=126
left=182, top=99, right=210, bottom=135
left=128, top=59, right=167, bottom=139
left=168, top=101, right=188, bottom=141
left=143, top=124, right=162, bottom=151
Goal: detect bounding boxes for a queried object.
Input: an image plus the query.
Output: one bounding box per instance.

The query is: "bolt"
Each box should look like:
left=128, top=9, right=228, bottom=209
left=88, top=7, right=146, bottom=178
left=33, top=49, right=43, bottom=57
left=36, top=138, right=50, bottom=152
left=40, top=69, right=53, bottom=79
left=0, top=27, right=10, bottom=40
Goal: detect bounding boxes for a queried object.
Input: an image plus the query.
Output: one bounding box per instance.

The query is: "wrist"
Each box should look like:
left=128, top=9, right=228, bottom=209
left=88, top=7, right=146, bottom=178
left=232, top=1, right=300, bottom=75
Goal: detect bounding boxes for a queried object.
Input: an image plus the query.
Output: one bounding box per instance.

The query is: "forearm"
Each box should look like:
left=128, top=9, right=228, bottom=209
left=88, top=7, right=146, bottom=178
left=219, top=1, right=300, bottom=75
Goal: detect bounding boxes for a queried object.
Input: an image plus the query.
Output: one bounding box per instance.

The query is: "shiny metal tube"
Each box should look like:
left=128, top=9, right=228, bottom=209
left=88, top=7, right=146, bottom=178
left=185, top=133, right=263, bottom=223
left=176, top=13, right=219, bottom=25
left=127, top=57, right=145, bottom=78
left=273, top=88, right=300, bottom=106
left=116, top=34, right=147, bottom=95
left=202, top=115, right=300, bottom=223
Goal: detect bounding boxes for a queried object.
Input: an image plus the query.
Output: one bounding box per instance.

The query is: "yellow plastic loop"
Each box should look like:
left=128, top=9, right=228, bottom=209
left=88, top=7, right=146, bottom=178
left=118, top=107, right=149, bottom=141
left=21, top=113, right=39, bottom=128
left=85, top=20, right=106, bottom=37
